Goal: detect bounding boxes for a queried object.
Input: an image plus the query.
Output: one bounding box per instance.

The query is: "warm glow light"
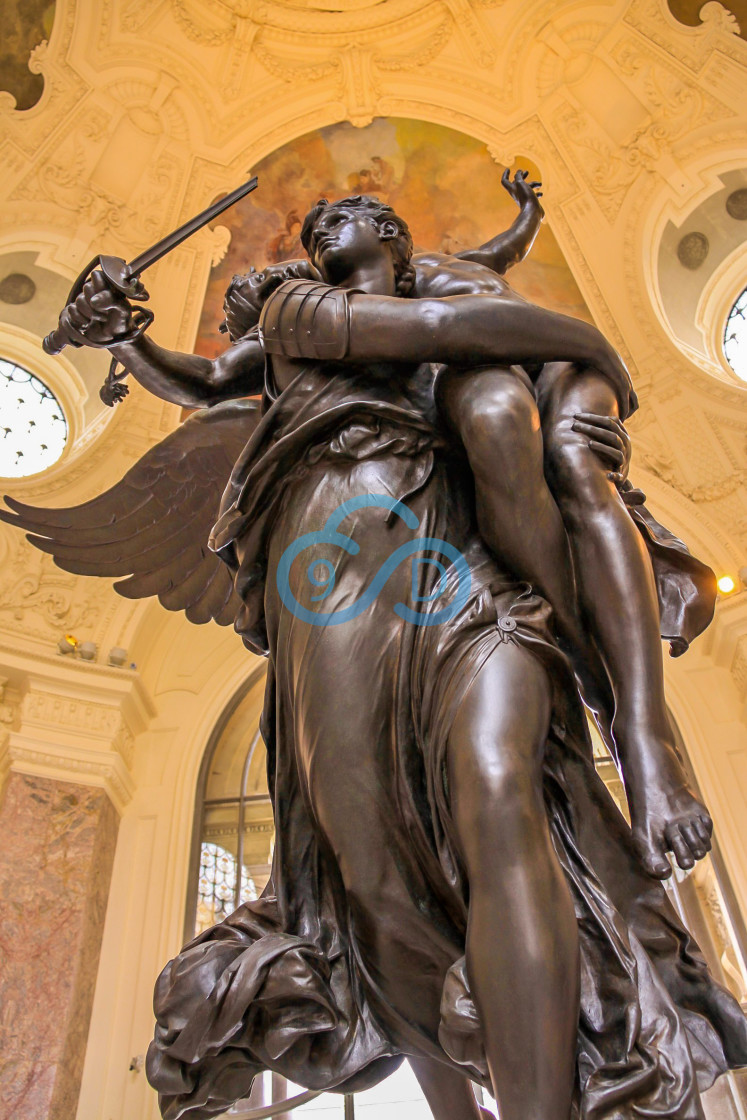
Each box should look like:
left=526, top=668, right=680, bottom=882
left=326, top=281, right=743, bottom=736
left=717, top=575, right=736, bottom=594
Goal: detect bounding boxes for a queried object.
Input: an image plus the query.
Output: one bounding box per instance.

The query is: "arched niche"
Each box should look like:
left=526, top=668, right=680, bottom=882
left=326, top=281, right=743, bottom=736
left=194, top=116, right=595, bottom=359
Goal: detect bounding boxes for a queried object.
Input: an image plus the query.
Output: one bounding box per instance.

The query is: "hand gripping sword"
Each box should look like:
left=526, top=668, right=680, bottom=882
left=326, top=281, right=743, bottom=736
left=42, top=175, right=258, bottom=402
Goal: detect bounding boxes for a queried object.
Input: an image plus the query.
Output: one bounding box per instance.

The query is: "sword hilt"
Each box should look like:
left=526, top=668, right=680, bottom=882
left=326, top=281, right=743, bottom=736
left=42, top=175, right=259, bottom=356
left=43, top=255, right=150, bottom=355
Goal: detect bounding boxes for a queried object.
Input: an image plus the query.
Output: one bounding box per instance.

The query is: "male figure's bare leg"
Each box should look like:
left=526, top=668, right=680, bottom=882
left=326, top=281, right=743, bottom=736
left=536, top=362, right=712, bottom=878
left=436, top=365, right=613, bottom=719
left=447, top=642, right=579, bottom=1120
left=409, top=1057, right=489, bottom=1120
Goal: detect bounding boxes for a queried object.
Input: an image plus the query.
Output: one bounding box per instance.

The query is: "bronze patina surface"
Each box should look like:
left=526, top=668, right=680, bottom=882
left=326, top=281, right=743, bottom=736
left=3, top=173, right=746, bottom=1120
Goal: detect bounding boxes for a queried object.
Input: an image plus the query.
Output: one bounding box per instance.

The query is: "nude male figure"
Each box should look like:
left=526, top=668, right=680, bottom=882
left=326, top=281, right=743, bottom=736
left=416, top=177, right=711, bottom=883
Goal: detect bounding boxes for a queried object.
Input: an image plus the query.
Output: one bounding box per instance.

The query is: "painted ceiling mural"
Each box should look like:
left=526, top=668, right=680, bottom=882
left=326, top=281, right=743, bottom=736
left=195, top=118, right=593, bottom=358
left=668, top=0, right=745, bottom=39
left=0, top=1, right=56, bottom=111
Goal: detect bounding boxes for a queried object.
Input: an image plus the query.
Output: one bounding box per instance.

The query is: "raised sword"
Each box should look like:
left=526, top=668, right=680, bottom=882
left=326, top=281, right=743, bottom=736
left=43, top=175, right=258, bottom=357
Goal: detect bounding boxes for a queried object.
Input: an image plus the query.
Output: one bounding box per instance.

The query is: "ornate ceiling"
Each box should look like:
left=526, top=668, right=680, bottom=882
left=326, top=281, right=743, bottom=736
left=0, top=0, right=745, bottom=687
left=0, top=14, right=746, bottom=1117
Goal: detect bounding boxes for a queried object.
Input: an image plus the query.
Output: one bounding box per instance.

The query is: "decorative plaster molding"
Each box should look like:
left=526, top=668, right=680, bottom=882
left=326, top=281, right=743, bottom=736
left=695, top=241, right=747, bottom=385
left=22, top=690, right=136, bottom=769
left=624, top=0, right=747, bottom=73
left=544, top=27, right=732, bottom=222
left=0, top=543, right=108, bottom=646
left=731, top=634, right=747, bottom=699
left=0, top=677, right=21, bottom=731
left=699, top=2, right=741, bottom=37
left=0, top=0, right=744, bottom=703
left=0, top=647, right=155, bottom=808
left=0, top=677, right=22, bottom=790
left=0, top=380, right=177, bottom=650
left=705, top=591, right=747, bottom=683
left=619, top=133, right=747, bottom=407
left=172, top=0, right=235, bottom=46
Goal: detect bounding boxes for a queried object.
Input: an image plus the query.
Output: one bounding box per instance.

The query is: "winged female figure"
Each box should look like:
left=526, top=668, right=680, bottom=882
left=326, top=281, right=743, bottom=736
left=3, top=174, right=746, bottom=1120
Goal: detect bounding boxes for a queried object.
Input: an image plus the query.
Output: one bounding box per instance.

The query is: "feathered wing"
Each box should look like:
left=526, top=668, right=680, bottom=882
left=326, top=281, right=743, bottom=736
left=0, top=399, right=261, bottom=626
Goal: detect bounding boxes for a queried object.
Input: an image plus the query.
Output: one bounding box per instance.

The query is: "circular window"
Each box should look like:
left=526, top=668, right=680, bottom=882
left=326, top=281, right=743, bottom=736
left=0, top=359, right=68, bottom=477
left=723, top=288, right=747, bottom=383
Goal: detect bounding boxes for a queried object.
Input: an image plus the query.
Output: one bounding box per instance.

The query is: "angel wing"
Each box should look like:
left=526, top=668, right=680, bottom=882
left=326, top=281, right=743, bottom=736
left=0, top=399, right=261, bottom=626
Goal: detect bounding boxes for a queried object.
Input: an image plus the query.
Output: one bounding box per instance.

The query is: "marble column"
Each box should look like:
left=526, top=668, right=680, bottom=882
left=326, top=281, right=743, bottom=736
left=0, top=771, right=119, bottom=1120
left=0, top=656, right=150, bottom=1120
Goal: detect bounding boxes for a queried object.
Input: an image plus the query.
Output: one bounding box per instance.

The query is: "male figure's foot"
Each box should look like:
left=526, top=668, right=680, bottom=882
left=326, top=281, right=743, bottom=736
left=621, top=736, right=713, bottom=878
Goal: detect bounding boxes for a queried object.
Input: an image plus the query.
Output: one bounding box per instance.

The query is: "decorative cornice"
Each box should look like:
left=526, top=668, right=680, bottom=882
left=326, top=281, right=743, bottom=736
left=0, top=648, right=155, bottom=811
left=624, top=0, right=744, bottom=71
left=0, top=677, right=22, bottom=791
left=5, top=733, right=135, bottom=814
left=704, top=590, right=747, bottom=685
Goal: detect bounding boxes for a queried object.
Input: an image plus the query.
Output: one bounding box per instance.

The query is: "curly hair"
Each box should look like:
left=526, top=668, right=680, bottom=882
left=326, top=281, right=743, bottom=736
left=300, top=195, right=415, bottom=297
left=220, top=261, right=313, bottom=342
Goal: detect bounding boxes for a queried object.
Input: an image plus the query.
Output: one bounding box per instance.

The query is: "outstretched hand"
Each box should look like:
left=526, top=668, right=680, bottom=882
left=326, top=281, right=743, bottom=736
left=501, top=168, right=544, bottom=216
left=100, top=377, right=130, bottom=407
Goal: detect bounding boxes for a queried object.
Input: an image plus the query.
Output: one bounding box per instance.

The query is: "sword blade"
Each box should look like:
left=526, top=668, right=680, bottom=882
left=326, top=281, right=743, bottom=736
left=125, top=175, right=258, bottom=277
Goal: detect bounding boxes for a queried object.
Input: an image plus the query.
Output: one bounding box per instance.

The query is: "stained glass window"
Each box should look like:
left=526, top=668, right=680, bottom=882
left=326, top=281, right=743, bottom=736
left=724, top=287, right=747, bottom=382
left=0, top=359, right=67, bottom=476
left=196, top=842, right=258, bottom=932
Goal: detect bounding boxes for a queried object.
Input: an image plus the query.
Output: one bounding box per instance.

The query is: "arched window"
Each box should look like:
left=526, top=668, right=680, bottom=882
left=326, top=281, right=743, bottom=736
left=196, top=840, right=258, bottom=933
left=724, top=287, right=747, bottom=382
left=0, top=359, right=67, bottom=476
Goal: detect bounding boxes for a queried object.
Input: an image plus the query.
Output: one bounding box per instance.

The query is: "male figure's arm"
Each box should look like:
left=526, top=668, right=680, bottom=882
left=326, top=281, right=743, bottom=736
left=260, top=280, right=636, bottom=417
left=110, top=333, right=265, bottom=408
left=455, top=168, right=544, bottom=275
left=347, top=293, right=634, bottom=412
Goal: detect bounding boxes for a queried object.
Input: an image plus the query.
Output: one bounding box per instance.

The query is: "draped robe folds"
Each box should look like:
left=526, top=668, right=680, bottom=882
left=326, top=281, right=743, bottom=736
left=146, top=356, right=747, bottom=1120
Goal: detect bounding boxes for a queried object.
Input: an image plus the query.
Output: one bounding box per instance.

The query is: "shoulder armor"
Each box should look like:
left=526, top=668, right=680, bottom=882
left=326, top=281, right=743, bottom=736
left=259, top=278, right=353, bottom=360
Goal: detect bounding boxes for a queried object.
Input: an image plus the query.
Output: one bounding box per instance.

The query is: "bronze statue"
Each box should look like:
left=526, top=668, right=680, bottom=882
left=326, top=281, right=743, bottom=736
left=3, top=171, right=746, bottom=1120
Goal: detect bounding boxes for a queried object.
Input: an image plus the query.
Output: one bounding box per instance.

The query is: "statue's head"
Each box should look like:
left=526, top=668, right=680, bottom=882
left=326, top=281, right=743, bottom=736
left=221, top=261, right=309, bottom=341
left=300, top=195, right=415, bottom=296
